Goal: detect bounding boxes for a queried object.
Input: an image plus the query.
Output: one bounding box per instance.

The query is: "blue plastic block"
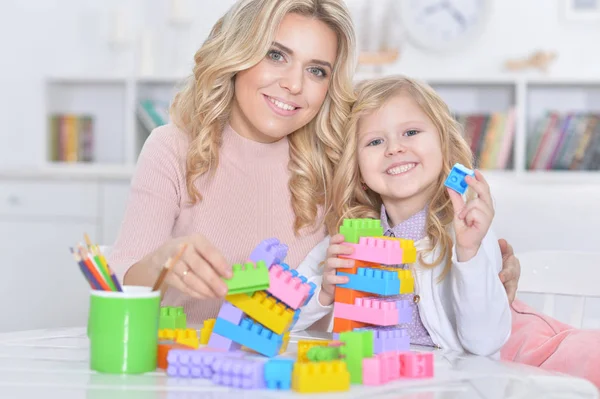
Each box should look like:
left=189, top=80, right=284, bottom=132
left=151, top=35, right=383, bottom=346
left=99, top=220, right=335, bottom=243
left=212, top=316, right=284, bottom=358
left=264, top=358, right=295, bottom=390
left=444, top=163, right=475, bottom=194
left=338, top=267, right=400, bottom=296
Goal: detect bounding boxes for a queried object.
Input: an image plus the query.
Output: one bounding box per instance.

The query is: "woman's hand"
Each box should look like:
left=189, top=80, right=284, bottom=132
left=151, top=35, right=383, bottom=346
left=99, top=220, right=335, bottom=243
left=319, top=234, right=355, bottom=306
left=448, top=169, right=495, bottom=262
left=498, top=238, right=521, bottom=304
left=139, top=234, right=232, bottom=299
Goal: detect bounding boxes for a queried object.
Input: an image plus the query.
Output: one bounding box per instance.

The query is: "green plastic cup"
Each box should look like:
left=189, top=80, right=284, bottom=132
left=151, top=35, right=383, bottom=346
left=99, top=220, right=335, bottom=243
left=88, top=286, right=160, bottom=374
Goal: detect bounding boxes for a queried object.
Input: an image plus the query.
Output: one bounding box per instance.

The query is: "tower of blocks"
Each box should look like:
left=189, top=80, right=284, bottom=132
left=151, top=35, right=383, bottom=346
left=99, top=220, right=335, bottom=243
left=156, top=235, right=433, bottom=394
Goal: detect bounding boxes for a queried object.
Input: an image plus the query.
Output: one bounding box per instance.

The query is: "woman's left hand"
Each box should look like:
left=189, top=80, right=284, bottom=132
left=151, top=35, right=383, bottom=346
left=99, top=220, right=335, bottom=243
left=448, top=169, right=495, bottom=262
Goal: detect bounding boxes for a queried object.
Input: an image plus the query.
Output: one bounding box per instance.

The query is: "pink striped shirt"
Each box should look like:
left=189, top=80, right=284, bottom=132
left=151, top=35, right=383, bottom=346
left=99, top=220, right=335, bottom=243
left=108, top=123, right=326, bottom=323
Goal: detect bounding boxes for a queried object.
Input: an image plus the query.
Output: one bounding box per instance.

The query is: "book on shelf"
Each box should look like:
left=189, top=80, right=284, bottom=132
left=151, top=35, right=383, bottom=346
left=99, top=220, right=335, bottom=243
left=137, top=99, right=170, bottom=137
left=455, top=108, right=516, bottom=170
left=48, top=114, right=94, bottom=162
left=527, top=112, right=600, bottom=170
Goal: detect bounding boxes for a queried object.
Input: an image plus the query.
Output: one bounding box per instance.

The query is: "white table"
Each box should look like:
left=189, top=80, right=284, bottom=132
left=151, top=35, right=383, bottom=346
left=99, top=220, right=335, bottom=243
left=0, top=327, right=597, bottom=399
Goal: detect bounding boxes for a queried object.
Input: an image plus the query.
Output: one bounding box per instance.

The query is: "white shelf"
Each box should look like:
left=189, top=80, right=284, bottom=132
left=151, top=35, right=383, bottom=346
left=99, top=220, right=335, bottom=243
left=0, top=164, right=135, bottom=180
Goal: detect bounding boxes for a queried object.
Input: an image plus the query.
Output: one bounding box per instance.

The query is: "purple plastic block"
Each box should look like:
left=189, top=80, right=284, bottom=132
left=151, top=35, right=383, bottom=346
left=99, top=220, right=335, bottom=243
left=355, top=326, right=410, bottom=354
left=208, top=331, right=242, bottom=352
left=217, top=302, right=244, bottom=324
left=396, top=300, right=412, bottom=324
left=333, top=333, right=339, bottom=340
left=167, top=349, right=245, bottom=379
left=211, top=358, right=266, bottom=389
left=248, top=238, right=288, bottom=267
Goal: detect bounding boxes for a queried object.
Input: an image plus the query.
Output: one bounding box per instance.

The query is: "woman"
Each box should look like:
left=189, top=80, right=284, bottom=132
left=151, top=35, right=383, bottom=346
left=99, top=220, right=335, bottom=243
left=108, top=0, right=521, bottom=326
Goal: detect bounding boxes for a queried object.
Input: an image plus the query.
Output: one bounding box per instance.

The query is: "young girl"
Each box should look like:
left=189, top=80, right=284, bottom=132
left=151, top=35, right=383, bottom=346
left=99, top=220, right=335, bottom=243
left=294, top=76, right=511, bottom=357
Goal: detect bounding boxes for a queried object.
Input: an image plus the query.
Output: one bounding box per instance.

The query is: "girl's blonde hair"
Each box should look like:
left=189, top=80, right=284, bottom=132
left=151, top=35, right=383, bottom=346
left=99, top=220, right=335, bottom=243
left=170, top=0, right=356, bottom=234
left=329, top=75, right=474, bottom=279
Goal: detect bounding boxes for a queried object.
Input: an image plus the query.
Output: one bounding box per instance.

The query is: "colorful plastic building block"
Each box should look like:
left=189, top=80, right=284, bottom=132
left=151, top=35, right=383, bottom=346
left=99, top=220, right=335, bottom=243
left=375, top=236, right=417, bottom=264
left=307, top=346, right=341, bottom=361
left=200, top=319, right=215, bottom=345
left=223, top=260, right=269, bottom=295
left=159, top=306, right=187, bottom=330
left=354, top=326, right=410, bottom=354
left=207, top=303, right=244, bottom=351
left=211, top=316, right=284, bottom=357
left=159, top=328, right=199, bottom=349
left=333, top=317, right=367, bottom=334
left=338, top=267, right=401, bottom=296
left=334, top=297, right=412, bottom=326
left=297, top=340, right=331, bottom=362
left=399, top=352, right=434, bottom=378
left=339, top=237, right=404, bottom=265
left=212, top=357, right=266, bottom=389
left=339, top=330, right=374, bottom=384
left=292, top=361, right=350, bottom=393
left=363, top=351, right=401, bottom=385
left=264, top=358, right=295, bottom=390
left=267, top=263, right=316, bottom=309
left=248, top=237, right=288, bottom=267
left=226, top=291, right=297, bottom=335
left=157, top=343, right=190, bottom=370
left=166, top=349, right=244, bottom=378
left=444, top=163, right=474, bottom=195
left=334, top=286, right=371, bottom=304
left=339, top=218, right=383, bottom=244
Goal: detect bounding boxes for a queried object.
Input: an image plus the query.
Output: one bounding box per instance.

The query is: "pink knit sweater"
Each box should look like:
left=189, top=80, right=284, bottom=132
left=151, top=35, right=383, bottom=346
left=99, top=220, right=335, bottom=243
left=108, top=123, right=326, bottom=323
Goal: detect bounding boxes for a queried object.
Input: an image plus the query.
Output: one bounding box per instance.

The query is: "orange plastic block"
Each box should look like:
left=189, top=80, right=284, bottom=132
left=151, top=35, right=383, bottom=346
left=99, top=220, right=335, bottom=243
left=157, top=343, right=190, bottom=370
left=333, top=317, right=367, bottom=333
left=297, top=340, right=331, bottom=362
left=334, top=286, right=372, bottom=304
left=226, top=291, right=295, bottom=335
left=200, top=318, right=215, bottom=345
left=292, top=360, right=350, bottom=393
left=338, top=259, right=380, bottom=275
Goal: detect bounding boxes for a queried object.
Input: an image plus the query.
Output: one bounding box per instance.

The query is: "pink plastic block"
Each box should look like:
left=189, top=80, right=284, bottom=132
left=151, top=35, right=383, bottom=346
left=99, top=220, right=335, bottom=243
left=333, top=297, right=412, bottom=326
left=363, top=351, right=400, bottom=385
left=266, top=264, right=312, bottom=309
left=339, top=237, right=403, bottom=265
left=399, top=352, right=434, bottom=378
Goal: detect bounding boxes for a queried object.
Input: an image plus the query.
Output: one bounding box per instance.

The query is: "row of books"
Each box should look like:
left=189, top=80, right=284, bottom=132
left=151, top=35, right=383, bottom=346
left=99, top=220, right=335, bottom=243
left=48, top=114, right=94, bottom=162
left=455, top=109, right=516, bottom=170
left=527, top=112, right=600, bottom=170
left=137, top=99, right=170, bottom=136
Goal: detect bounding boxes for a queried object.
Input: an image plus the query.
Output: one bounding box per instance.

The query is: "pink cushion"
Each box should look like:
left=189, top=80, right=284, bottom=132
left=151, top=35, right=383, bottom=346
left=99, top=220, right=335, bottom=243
left=501, top=299, right=600, bottom=388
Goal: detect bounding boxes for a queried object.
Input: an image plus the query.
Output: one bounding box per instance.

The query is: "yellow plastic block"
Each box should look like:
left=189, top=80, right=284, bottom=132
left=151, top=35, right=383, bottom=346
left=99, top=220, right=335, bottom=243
left=226, top=291, right=294, bottom=335
left=279, top=332, right=291, bottom=354
left=200, top=318, right=215, bottom=345
left=175, top=328, right=199, bottom=349
left=375, top=236, right=417, bottom=264
left=158, top=328, right=176, bottom=340
left=292, top=361, right=350, bottom=393
left=297, top=340, right=331, bottom=362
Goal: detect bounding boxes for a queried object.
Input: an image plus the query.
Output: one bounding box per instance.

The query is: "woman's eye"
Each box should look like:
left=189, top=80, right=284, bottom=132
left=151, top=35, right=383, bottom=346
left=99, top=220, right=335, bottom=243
left=267, top=50, right=285, bottom=62
left=308, top=67, right=327, bottom=78
left=367, top=138, right=383, bottom=146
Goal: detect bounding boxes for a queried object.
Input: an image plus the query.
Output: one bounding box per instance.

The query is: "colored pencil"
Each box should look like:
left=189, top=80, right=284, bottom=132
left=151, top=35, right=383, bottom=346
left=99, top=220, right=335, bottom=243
left=78, top=247, right=112, bottom=291
left=70, top=248, right=101, bottom=290
left=95, top=245, right=123, bottom=292
left=152, top=244, right=188, bottom=292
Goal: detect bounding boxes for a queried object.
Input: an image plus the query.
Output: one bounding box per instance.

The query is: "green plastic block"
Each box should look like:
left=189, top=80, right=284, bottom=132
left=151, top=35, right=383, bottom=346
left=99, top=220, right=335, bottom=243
left=339, top=330, right=373, bottom=384
left=223, top=260, right=269, bottom=295
left=159, top=306, right=186, bottom=330
left=339, top=218, right=383, bottom=244
left=307, top=346, right=341, bottom=362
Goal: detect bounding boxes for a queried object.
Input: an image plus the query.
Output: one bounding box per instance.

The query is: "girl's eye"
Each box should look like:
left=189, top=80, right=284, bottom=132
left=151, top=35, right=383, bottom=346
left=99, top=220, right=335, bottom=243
left=308, top=67, right=327, bottom=78
left=267, top=49, right=285, bottom=62
left=367, top=138, right=383, bottom=147
left=404, top=129, right=419, bottom=137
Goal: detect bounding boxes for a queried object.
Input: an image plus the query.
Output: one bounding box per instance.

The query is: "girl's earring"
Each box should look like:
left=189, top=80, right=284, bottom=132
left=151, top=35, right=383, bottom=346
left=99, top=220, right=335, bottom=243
left=361, top=181, right=368, bottom=191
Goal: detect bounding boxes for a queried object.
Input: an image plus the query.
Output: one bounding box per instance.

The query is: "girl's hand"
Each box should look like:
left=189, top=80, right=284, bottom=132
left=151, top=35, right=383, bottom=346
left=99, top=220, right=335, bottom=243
left=319, top=234, right=355, bottom=306
left=447, top=169, right=495, bottom=262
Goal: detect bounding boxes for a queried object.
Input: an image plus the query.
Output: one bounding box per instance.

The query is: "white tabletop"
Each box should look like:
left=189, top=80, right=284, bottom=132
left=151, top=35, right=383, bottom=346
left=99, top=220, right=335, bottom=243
left=0, top=327, right=597, bottom=399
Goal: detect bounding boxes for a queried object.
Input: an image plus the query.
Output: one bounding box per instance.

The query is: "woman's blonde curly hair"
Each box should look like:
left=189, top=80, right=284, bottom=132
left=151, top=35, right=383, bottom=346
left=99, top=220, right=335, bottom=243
left=170, top=0, right=356, bottom=235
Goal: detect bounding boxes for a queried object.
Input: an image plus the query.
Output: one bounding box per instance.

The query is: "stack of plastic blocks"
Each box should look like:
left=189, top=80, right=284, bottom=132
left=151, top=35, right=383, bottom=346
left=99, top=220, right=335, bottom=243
left=207, top=238, right=316, bottom=358
left=333, top=218, right=417, bottom=336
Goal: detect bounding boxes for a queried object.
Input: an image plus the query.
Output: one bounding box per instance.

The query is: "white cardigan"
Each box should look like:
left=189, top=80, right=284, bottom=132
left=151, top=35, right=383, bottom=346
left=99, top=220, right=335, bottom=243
left=293, top=228, right=512, bottom=357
